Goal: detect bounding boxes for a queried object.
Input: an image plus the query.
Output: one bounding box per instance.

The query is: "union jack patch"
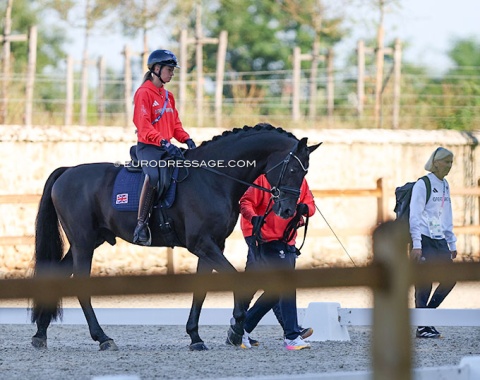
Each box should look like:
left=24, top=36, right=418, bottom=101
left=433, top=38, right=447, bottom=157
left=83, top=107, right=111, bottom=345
left=116, top=193, right=129, bottom=204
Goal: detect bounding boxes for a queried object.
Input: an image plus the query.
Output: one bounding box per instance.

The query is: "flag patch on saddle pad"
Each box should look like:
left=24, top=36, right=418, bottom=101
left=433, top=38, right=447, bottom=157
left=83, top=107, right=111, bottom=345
left=116, top=193, right=129, bottom=204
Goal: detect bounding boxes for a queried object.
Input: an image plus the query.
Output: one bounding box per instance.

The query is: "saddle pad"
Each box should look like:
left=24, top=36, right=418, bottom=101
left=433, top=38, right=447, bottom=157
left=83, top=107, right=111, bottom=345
left=112, top=168, right=142, bottom=212
left=111, top=167, right=179, bottom=212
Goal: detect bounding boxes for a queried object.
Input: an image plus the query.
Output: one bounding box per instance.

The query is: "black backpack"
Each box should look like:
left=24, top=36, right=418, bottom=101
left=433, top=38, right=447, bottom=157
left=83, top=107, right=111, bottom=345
left=394, top=176, right=432, bottom=223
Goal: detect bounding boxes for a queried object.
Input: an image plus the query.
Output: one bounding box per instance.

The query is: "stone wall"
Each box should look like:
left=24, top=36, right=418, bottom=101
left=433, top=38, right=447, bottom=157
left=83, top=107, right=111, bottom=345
left=0, top=125, right=478, bottom=278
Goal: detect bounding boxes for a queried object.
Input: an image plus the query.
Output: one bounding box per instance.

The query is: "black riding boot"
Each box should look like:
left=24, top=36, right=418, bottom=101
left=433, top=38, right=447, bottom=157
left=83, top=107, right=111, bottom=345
left=133, top=175, right=157, bottom=246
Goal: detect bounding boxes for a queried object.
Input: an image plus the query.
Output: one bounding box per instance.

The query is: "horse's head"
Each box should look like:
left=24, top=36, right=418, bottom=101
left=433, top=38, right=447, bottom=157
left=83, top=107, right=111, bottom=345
left=265, top=137, right=321, bottom=219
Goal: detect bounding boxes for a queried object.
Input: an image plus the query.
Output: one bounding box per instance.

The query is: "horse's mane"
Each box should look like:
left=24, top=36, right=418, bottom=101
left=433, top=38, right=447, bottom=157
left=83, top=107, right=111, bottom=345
left=199, top=123, right=297, bottom=148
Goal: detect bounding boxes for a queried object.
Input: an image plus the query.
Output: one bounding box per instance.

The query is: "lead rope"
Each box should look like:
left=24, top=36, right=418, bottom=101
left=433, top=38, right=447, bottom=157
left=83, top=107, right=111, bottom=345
left=315, top=204, right=357, bottom=267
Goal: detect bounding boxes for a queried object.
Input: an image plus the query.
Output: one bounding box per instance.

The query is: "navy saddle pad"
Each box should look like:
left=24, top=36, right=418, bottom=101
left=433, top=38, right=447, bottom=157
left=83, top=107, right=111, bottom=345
left=112, top=167, right=178, bottom=211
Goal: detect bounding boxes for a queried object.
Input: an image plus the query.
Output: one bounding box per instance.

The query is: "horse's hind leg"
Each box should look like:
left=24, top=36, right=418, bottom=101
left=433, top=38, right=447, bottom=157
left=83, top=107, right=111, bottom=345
left=186, top=258, right=212, bottom=351
left=72, top=244, right=118, bottom=351
left=32, top=249, right=74, bottom=349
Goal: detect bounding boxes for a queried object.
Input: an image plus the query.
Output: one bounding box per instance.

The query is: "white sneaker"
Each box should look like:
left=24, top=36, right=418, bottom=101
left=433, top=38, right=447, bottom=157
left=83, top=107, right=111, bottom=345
left=284, top=336, right=311, bottom=350
left=241, top=330, right=252, bottom=349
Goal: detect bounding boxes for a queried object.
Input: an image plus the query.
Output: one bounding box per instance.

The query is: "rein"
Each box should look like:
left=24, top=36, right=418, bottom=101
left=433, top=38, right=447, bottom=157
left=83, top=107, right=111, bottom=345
left=188, top=149, right=307, bottom=197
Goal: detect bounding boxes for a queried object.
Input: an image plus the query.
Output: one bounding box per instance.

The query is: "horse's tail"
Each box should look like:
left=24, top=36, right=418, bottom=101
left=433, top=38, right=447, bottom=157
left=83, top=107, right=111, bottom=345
left=31, top=166, right=70, bottom=323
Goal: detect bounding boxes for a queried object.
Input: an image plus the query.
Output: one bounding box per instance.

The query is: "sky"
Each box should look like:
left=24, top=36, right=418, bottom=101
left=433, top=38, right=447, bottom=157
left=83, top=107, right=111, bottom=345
left=64, top=0, right=480, bottom=75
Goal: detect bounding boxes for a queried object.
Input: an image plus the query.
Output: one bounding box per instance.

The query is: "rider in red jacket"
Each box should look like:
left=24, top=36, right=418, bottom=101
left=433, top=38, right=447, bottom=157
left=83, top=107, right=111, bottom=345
left=132, top=49, right=196, bottom=246
left=237, top=174, right=315, bottom=350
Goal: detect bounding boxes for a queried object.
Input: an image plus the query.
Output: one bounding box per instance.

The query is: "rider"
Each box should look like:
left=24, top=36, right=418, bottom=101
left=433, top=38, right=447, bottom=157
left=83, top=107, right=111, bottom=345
left=132, top=49, right=196, bottom=246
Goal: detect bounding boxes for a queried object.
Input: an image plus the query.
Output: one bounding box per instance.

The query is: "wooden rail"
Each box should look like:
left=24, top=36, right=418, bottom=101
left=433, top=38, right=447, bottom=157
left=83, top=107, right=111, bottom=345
left=1, top=221, right=479, bottom=380
left=2, top=177, right=480, bottom=246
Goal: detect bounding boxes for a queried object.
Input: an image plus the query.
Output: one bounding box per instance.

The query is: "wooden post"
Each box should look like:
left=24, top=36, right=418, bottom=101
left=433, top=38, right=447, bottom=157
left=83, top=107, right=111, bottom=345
left=326, top=48, right=334, bottom=127
left=166, top=248, right=174, bottom=274
left=179, top=29, right=188, bottom=118
left=308, top=41, right=320, bottom=121
left=357, top=40, right=365, bottom=117
left=24, top=25, right=37, bottom=127
left=183, top=5, right=223, bottom=128
left=1, top=0, right=27, bottom=124
left=80, top=51, right=89, bottom=125
left=372, top=221, right=412, bottom=380
left=374, top=24, right=385, bottom=128
left=376, top=177, right=386, bottom=223
left=392, top=38, right=402, bottom=129
left=292, top=47, right=301, bottom=121
left=97, top=56, right=105, bottom=125
left=0, top=0, right=13, bottom=124
left=123, top=45, right=133, bottom=128
left=215, top=31, right=227, bottom=128
left=195, top=5, right=204, bottom=127
left=64, top=55, right=74, bottom=126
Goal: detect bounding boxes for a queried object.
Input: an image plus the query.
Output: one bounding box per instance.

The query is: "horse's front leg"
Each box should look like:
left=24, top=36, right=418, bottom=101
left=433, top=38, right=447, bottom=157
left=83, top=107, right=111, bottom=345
left=187, top=257, right=212, bottom=351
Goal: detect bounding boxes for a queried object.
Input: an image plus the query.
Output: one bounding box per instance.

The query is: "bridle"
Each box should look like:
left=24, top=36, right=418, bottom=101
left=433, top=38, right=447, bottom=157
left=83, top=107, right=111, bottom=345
left=265, top=150, right=308, bottom=201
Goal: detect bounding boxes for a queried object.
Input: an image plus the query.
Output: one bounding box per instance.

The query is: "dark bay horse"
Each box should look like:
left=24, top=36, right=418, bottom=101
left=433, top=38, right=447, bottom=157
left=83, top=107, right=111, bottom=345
left=31, top=123, right=320, bottom=351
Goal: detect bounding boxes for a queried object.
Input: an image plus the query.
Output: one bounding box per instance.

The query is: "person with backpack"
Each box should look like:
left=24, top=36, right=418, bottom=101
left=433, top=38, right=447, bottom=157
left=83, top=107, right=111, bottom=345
left=409, top=147, right=457, bottom=339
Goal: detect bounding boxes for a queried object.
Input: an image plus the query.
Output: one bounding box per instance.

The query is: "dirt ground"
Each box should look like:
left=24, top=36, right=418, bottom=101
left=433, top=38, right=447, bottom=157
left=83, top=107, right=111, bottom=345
left=1, top=283, right=480, bottom=379
left=1, top=324, right=480, bottom=380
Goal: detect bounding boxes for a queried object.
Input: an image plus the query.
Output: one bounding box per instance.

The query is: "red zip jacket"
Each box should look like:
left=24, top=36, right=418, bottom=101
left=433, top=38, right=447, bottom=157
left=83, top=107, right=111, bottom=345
left=239, top=175, right=315, bottom=245
left=133, top=80, right=190, bottom=145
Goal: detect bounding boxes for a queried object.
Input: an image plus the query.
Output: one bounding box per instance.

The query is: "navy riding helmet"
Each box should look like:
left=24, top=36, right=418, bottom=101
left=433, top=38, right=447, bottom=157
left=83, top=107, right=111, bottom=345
left=147, top=49, right=180, bottom=69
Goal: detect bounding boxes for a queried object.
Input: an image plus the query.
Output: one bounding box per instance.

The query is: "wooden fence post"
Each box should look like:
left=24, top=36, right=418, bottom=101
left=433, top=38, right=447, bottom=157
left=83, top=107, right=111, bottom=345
left=24, top=25, right=37, bottom=127
left=64, top=55, right=74, bottom=126
left=327, top=48, right=334, bottom=127
left=357, top=40, right=365, bottom=117
left=167, top=248, right=174, bottom=274
left=292, top=47, right=301, bottom=121
left=376, top=177, right=386, bottom=223
left=123, top=45, right=133, bottom=128
left=97, top=56, right=105, bottom=125
left=392, top=38, right=402, bottom=129
left=215, top=30, right=227, bottom=128
left=372, top=221, right=412, bottom=380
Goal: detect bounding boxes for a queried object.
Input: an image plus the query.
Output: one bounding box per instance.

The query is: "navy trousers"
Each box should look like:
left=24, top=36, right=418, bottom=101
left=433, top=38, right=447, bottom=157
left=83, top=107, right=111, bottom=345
left=243, top=240, right=301, bottom=340
left=136, top=142, right=167, bottom=187
left=415, top=234, right=456, bottom=309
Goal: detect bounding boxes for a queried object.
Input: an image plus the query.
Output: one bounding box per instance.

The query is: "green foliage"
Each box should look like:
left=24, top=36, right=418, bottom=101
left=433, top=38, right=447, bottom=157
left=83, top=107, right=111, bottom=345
left=0, top=0, right=67, bottom=73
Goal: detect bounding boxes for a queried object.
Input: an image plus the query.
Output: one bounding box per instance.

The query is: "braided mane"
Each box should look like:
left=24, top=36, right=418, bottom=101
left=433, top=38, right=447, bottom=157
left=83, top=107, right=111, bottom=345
left=199, top=123, right=297, bottom=148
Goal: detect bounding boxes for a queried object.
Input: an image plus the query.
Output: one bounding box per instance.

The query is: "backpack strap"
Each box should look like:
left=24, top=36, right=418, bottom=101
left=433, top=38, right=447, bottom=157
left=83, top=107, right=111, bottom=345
left=419, top=175, right=432, bottom=205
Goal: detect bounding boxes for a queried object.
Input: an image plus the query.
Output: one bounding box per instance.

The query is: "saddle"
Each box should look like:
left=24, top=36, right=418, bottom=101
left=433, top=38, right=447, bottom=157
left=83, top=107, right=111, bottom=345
left=111, top=145, right=186, bottom=247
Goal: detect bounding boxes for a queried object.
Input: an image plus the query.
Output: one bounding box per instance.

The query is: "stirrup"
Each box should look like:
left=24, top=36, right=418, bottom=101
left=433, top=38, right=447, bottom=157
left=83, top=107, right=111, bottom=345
left=133, top=222, right=152, bottom=246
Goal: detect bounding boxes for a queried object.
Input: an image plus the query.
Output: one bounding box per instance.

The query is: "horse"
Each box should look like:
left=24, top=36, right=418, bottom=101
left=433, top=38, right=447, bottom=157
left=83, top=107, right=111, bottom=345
left=31, top=123, right=321, bottom=351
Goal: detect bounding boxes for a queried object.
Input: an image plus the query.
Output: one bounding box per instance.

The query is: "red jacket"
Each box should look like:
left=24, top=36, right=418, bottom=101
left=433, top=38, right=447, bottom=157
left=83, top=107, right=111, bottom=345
left=239, top=175, right=315, bottom=244
left=133, top=80, right=190, bottom=145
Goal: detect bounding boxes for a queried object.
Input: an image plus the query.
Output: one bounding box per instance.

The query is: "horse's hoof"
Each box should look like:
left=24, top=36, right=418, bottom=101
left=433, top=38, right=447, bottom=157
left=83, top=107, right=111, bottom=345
left=189, top=342, right=209, bottom=351
left=226, top=326, right=242, bottom=346
left=99, top=339, right=119, bottom=351
left=31, top=336, right=47, bottom=349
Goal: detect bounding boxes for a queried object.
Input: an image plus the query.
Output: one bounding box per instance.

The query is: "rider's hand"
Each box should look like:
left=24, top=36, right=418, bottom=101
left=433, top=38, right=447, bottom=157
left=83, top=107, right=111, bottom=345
left=186, top=139, right=196, bottom=149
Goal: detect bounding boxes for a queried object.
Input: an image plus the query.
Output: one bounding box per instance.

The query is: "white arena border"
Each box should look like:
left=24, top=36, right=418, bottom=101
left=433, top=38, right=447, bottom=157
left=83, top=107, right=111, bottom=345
left=3, top=302, right=480, bottom=342
left=3, top=302, right=480, bottom=380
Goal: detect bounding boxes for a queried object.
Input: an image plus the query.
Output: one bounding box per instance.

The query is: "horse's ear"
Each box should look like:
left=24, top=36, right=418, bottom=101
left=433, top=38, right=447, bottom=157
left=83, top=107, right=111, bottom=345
left=298, top=137, right=308, bottom=148
left=308, top=142, right=322, bottom=154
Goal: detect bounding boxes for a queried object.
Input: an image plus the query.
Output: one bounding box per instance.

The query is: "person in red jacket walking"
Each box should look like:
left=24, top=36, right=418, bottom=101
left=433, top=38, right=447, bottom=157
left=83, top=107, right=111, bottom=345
left=237, top=174, right=315, bottom=350
left=132, top=49, right=196, bottom=246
